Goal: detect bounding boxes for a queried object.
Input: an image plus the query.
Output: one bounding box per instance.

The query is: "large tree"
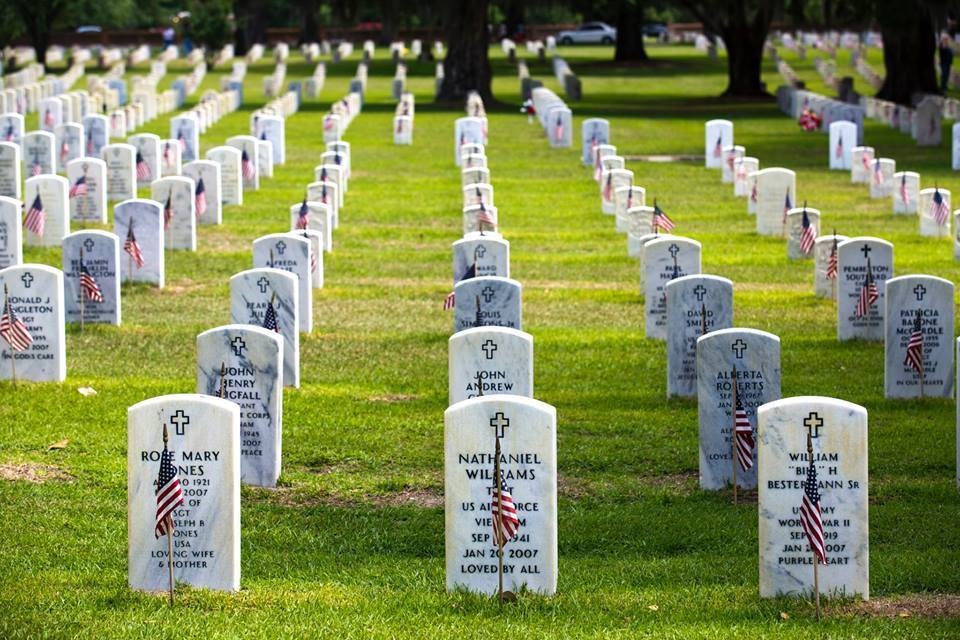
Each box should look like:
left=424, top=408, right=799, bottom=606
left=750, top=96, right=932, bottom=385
left=437, top=0, right=493, bottom=103
left=680, top=0, right=779, bottom=96
left=874, top=0, right=939, bottom=104
left=614, top=0, right=649, bottom=62
left=233, top=0, right=267, bottom=56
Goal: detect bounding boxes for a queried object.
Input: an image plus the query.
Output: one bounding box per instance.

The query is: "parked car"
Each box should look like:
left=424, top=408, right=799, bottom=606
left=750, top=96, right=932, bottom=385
left=642, top=23, right=669, bottom=38
left=557, top=22, right=617, bottom=45
left=75, top=25, right=102, bottom=34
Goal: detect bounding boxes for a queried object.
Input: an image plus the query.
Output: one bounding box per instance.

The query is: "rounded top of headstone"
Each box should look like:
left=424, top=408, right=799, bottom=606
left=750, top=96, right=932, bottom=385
left=128, top=132, right=161, bottom=142
left=757, top=395, right=865, bottom=419
left=444, top=393, right=555, bottom=420
left=814, top=234, right=849, bottom=245
left=153, top=175, right=195, bottom=187
left=206, top=145, right=241, bottom=155
left=838, top=236, right=893, bottom=250
left=25, top=174, right=68, bottom=186
left=722, top=144, right=745, bottom=152
left=128, top=393, right=240, bottom=419
left=885, top=274, right=954, bottom=289
left=102, top=142, right=136, bottom=151
left=67, top=156, right=106, bottom=170
left=25, top=129, right=55, bottom=140
left=63, top=229, right=118, bottom=243
left=786, top=206, right=821, bottom=217
left=197, top=323, right=284, bottom=346
left=254, top=231, right=310, bottom=246
left=696, top=326, right=780, bottom=347
left=706, top=118, right=733, bottom=126
left=461, top=231, right=503, bottom=242
left=455, top=116, right=483, bottom=125
left=448, top=325, right=532, bottom=346
left=582, top=117, right=609, bottom=125
left=919, top=187, right=950, bottom=195
left=183, top=159, right=219, bottom=170
left=666, top=273, right=733, bottom=290
left=756, top=167, right=796, bottom=177
left=626, top=205, right=654, bottom=214
left=645, top=235, right=701, bottom=251
left=116, top=197, right=163, bottom=211
left=454, top=274, right=520, bottom=292
left=227, top=134, right=258, bottom=144
left=851, top=145, right=874, bottom=152
left=893, top=171, right=920, bottom=178
left=737, top=156, right=759, bottom=164
left=293, top=200, right=329, bottom=213
left=230, top=267, right=298, bottom=285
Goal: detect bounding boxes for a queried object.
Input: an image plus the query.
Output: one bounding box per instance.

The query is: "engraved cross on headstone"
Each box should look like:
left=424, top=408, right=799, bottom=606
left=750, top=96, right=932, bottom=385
left=474, top=244, right=487, bottom=259
left=914, top=284, right=927, bottom=301
left=481, top=339, right=498, bottom=360
left=668, top=244, right=680, bottom=258
left=83, top=238, right=95, bottom=253
left=21, top=272, right=34, bottom=288
left=231, top=336, right=246, bottom=356
left=732, top=339, right=747, bottom=358
left=860, top=244, right=872, bottom=259
left=481, top=286, right=495, bottom=303
left=804, top=412, right=823, bottom=439
left=693, top=284, right=707, bottom=301
left=256, top=276, right=270, bottom=293
left=170, top=409, right=190, bottom=436
left=490, top=412, right=510, bottom=439
left=275, top=241, right=287, bottom=255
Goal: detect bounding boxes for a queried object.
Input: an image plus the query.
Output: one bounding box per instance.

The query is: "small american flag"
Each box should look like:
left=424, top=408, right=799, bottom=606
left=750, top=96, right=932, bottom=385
left=626, top=185, right=634, bottom=210
left=476, top=203, right=496, bottom=229
left=899, top=173, right=909, bottom=205
left=554, top=116, right=564, bottom=142
left=396, top=117, right=403, bottom=134
left=749, top=180, right=758, bottom=203
left=162, top=142, right=173, bottom=167
left=295, top=198, right=310, bottom=230
left=826, top=237, right=838, bottom=280
left=262, top=296, right=280, bottom=333
left=44, top=109, right=54, bottom=128
left=593, top=147, right=602, bottom=182
left=726, top=149, right=736, bottom=171
left=306, top=235, right=318, bottom=274
left=163, top=192, right=173, bottom=230
left=176, top=129, right=187, bottom=153
left=492, top=475, right=520, bottom=546
left=855, top=258, right=879, bottom=318
left=835, top=135, right=843, bottom=159
left=86, top=132, right=94, bottom=154
left=3, top=122, right=13, bottom=141
left=194, top=177, right=207, bottom=219
left=0, top=295, right=33, bottom=351
left=931, top=188, right=950, bottom=226
left=602, top=172, right=613, bottom=202
left=800, top=210, right=817, bottom=255
left=443, top=263, right=475, bottom=310
left=904, top=311, right=924, bottom=375
left=800, top=443, right=826, bottom=564
left=733, top=391, right=754, bottom=472
left=79, top=261, right=103, bottom=303
left=241, top=149, right=257, bottom=181
left=713, top=135, right=722, bottom=158
left=653, top=203, right=675, bottom=232
left=59, top=140, right=70, bottom=163
left=136, top=151, right=151, bottom=181
left=873, top=158, right=884, bottom=186
left=124, top=223, right=145, bottom=268
left=782, top=189, right=793, bottom=225
left=31, top=161, right=42, bottom=177
left=860, top=151, right=872, bottom=170
left=323, top=116, right=335, bottom=131
left=320, top=183, right=329, bottom=205
left=154, top=440, right=184, bottom=538
left=69, top=175, right=88, bottom=199
left=24, top=192, right=45, bottom=237
left=735, top=162, right=746, bottom=182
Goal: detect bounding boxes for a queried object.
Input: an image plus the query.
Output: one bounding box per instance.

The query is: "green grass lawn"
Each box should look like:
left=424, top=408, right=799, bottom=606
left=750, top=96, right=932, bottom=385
left=1, top=43, right=959, bottom=638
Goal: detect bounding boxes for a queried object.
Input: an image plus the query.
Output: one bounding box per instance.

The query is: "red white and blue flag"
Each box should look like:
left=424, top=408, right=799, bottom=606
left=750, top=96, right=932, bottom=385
left=900, top=173, right=909, bottom=205
left=295, top=198, right=310, bottom=230
left=931, top=188, right=950, bottom=226
left=24, top=192, right=45, bottom=237
left=79, top=261, right=103, bottom=303
left=873, top=158, right=884, bottom=186
left=194, top=177, right=206, bottom=219
left=492, top=474, right=520, bottom=547
left=262, top=297, right=280, bottom=333
left=163, top=192, right=173, bottom=230
left=554, top=116, right=564, bottom=142
left=800, top=209, right=817, bottom=255
left=154, top=441, right=184, bottom=538
left=653, top=203, right=675, bottom=232
left=124, top=223, right=145, bottom=268
left=835, top=135, right=843, bottom=159
left=44, top=109, right=54, bottom=128
left=60, top=139, right=70, bottom=164
left=782, top=189, right=793, bottom=224
left=733, top=392, right=754, bottom=472
left=602, top=172, right=613, bottom=202
left=800, top=444, right=826, bottom=564
left=443, top=263, right=476, bottom=311
left=826, top=237, right=838, bottom=280
left=855, top=258, right=879, bottom=318
left=69, top=175, right=88, bottom=198
left=241, top=149, right=257, bottom=181
left=713, top=135, right=722, bottom=158
left=0, top=295, right=33, bottom=352
left=904, top=311, right=924, bottom=376
left=136, top=151, right=151, bottom=181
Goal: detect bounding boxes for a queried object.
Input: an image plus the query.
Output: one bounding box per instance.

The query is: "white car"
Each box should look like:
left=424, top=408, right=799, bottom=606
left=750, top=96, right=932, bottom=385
left=557, top=22, right=617, bottom=45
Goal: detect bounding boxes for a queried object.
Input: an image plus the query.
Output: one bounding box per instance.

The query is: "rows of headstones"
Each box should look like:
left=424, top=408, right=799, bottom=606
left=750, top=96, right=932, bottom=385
left=530, top=87, right=572, bottom=149
left=445, top=92, right=558, bottom=597
left=571, top=112, right=956, bottom=600
left=125, top=87, right=357, bottom=594
left=0, top=60, right=304, bottom=385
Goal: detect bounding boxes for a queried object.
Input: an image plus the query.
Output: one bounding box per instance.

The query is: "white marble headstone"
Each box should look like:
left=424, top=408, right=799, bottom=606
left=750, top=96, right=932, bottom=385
left=115, top=199, right=164, bottom=287
left=837, top=237, right=894, bottom=341
left=829, top=120, right=856, bottom=170
left=892, top=171, right=919, bottom=215
left=453, top=276, right=521, bottom=334
left=102, top=143, right=137, bottom=202
left=182, top=160, right=222, bottom=226
left=884, top=275, right=954, bottom=399
left=705, top=119, right=733, bottom=168
left=23, top=130, right=55, bottom=177
left=453, top=233, right=509, bottom=282
left=813, top=234, right=848, bottom=299
left=444, top=395, right=557, bottom=595
left=206, top=146, right=242, bottom=206
left=643, top=236, right=702, bottom=340
left=0, top=141, right=22, bottom=200
left=581, top=118, right=610, bottom=165
left=734, top=157, right=758, bottom=199
left=55, top=123, right=83, bottom=173
left=697, top=328, right=781, bottom=490
left=62, top=230, right=120, bottom=325
left=129, top=133, right=161, bottom=186
left=666, top=274, right=733, bottom=398
left=918, top=188, right=951, bottom=237
left=81, top=114, right=108, bottom=158
left=754, top=168, right=796, bottom=236
left=197, top=325, right=283, bottom=487
left=230, top=268, right=299, bottom=388
left=850, top=146, right=874, bottom=184
left=252, top=233, right=312, bottom=333
left=171, top=114, right=200, bottom=162
left=152, top=176, right=196, bottom=251
left=0, top=263, right=66, bottom=381
left=0, top=196, right=22, bottom=268
left=448, top=326, right=533, bottom=405
left=757, top=396, right=869, bottom=600
left=66, top=158, right=107, bottom=223
left=159, top=139, right=182, bottom=178
left=127, top=394, right=240, bottom=592
left=785, top=207, right=820, bottom=260
left=23, top=175, right=69, bottom=247
left=454, top=117, right=485, bottom=165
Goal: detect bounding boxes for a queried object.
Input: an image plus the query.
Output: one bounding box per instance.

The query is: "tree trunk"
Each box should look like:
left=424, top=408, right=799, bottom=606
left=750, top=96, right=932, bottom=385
left=437, top=0, right=493, bottom=104
left=298, top=0, right=321, bottom=45
left=379, top=0, right=400, bottom=45
left=876, top=1, right=938, bottom=104
left=721, top=24, right=768, bottom=96
left=614, top=0, right=649, bottom=62
left=504, top=0, right=524, bottom=38
left=233, top=0, right=267, bottom=55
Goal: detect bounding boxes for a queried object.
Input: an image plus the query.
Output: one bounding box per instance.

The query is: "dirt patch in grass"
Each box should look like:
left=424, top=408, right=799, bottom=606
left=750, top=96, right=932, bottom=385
left=638, top=471, right=698, bottom=490
left=366, top=486, right=443, bottom=508
left=0, top=462, right=73, bottom=484
left=836, top=594, right=960, bottom=619
left=157, top=280, right=204, bottom=295
left=265, top=485, right=443, bottom=509
left=369, top=393, right=418, bottom=403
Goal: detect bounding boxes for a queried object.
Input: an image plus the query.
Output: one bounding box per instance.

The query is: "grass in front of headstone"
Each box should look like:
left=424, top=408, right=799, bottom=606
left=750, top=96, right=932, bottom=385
left=2, top=44, right=960, bottom=638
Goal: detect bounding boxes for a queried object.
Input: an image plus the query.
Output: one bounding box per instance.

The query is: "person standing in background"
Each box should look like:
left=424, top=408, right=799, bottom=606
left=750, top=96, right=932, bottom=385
left=940, top=33, right=954, bottom=93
